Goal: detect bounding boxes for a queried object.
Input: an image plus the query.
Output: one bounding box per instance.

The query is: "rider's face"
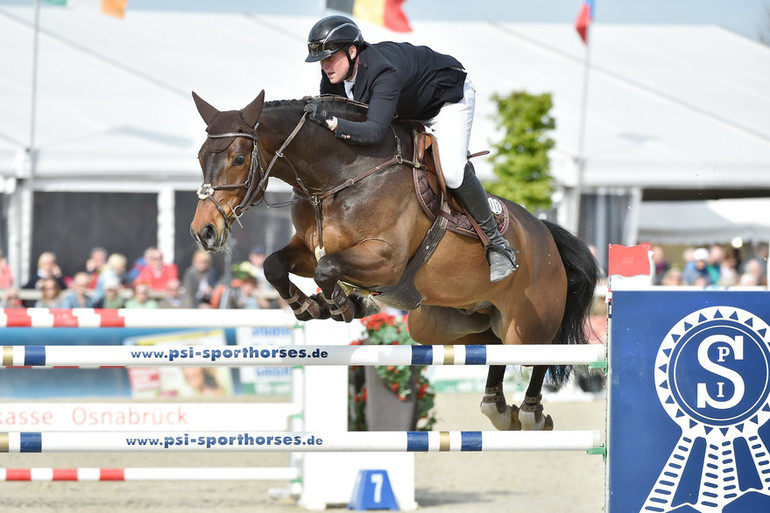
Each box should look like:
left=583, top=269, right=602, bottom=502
left=320, top=46, right=357, bottom=84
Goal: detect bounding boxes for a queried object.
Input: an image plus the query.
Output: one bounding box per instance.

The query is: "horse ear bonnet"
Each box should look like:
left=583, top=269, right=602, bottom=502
left=203, top=111, right=253, bottom=153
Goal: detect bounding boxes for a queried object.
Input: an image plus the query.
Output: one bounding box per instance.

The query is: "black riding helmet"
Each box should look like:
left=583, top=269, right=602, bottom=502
left=305, top=15, right=364, bottom=77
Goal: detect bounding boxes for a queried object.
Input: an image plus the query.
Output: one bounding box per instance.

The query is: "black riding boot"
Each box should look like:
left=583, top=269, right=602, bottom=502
left=452, top=164, right=518, bottom=282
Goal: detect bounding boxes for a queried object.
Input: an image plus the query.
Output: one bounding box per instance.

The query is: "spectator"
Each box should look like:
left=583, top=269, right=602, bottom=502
left=97, top=277, right=125, bottom=309
left=34, top=277, right=63, bottom=308
left=1, top=287, right=22, bottom=308
left=740, top=258, right=766, bottom=286
left=706, top=244, right=724, bottom=285
left=661, top=267, right=683, bottom=286
left=85, top=247, right=108, bottom=289
left=718, top=247, right=741, bottom=287
left=0, top=249, right=12, bottom=288
left=234, top=276, right=272, bottom=309
left=128, top=247, right=152, bottom=283
left=60, top=272, right=96, bottom=309
left=23, top=252, right=67, bottom=306
left=131, top=247, right=178, bottom=291
left=739, top=243, right=768, bottom=281
left=158, top=278, right=183, bottom=308
left=181, top=250, right=217, bottom=308
left=682, top=248, right=713, bottom=286
left=94, top=253, right=129, bottom=304
left=651, top=246, right=670, bottom=286
left=125, top=282, right=159, bottom=309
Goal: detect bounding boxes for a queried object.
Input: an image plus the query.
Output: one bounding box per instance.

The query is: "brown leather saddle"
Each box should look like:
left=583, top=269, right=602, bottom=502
left=411, top=131, right=509, bottom=238
left=368, top=129, right=509, bottom=310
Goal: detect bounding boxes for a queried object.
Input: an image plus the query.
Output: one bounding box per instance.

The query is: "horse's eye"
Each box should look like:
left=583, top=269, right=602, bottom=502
left=233, top=155, right=246, bottom=166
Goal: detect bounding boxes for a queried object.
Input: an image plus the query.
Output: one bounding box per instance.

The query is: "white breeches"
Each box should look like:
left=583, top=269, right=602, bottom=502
left=424, top=75, right=476, bottom=189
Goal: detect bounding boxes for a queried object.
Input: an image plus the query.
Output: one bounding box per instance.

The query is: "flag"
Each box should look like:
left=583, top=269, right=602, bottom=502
left=574, top=0, right=595, bottom=44
left=328, top=0, right=412, bottom=33
left=102, top=0, right=127, bottom=19
left=43, top=0, right=67, bottom=5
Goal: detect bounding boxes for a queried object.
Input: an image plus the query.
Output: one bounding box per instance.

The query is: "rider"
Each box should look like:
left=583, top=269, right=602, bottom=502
left=303, top=15, right=518, bottom=282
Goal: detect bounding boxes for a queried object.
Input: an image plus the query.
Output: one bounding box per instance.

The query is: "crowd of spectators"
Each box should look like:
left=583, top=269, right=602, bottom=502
left=0, top=242, right=767, bottom=309
left=652, top=243, right=767, bottom=287
left=0, top=245, right=285, bottom=310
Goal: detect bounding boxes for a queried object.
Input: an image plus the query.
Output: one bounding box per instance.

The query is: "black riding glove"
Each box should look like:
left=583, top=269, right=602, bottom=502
left=304, top=99, right=337, bottom=131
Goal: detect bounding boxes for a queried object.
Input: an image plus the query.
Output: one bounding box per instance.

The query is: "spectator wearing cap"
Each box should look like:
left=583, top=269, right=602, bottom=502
left=97, top=276, right=125, bottom=309
left=682, top=247, right=714, bottom=286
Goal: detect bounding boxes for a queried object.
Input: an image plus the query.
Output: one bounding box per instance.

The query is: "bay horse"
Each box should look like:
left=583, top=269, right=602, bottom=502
left=189, top=90, right=599, bottom=431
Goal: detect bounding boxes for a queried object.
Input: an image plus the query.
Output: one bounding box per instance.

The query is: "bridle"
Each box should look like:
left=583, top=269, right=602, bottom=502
left=195, top=114, right=308, bottom=231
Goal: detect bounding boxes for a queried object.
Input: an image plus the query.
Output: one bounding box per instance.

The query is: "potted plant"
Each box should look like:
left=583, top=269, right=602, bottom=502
left=349, top=312, right=437, bottom=431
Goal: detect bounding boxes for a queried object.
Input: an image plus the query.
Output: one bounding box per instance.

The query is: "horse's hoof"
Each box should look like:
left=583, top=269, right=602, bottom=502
left=543, top=414, right=554, bottom=431
left=480, top=401, right=521, bottom=431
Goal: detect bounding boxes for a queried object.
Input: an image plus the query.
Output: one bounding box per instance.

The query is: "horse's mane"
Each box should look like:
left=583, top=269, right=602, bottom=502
left=264, top=96, right=368, bottom=122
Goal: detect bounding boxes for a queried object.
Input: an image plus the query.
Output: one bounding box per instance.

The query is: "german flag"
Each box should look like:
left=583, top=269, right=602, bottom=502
left=327, top=0, right=412, bottom=33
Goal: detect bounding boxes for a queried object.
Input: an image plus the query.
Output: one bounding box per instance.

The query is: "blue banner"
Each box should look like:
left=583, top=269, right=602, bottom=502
left=609, top=291, right=770, bottom=513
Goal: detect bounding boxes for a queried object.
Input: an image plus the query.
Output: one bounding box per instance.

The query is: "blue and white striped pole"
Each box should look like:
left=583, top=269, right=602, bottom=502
left=0, top=430, right=602, bottom=453
left=1, top=344, right=605, bottom=368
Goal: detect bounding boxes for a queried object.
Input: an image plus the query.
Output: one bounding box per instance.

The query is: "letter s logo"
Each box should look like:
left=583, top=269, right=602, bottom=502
left=696, top=334, right=745, bottom=409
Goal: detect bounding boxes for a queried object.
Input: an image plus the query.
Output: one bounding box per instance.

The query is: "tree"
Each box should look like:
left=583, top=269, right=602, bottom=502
left=484, top=91, right=555, bottom=212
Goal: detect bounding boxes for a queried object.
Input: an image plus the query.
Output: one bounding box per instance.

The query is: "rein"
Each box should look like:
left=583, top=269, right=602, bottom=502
left=299, top=128, right=423, bottom=255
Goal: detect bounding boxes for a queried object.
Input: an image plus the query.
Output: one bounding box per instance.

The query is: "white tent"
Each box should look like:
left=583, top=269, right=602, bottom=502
left=637, top=199, right=770, bottom=245
left=2, top=5, right=769, bottom=188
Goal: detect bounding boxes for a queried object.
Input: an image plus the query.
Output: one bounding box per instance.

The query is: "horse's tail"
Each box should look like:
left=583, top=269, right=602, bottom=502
left=542, top=220, right=599, bottom=385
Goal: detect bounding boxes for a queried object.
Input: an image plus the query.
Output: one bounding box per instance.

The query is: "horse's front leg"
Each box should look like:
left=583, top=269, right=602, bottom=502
left=314, top=240, right=398, bottom=323
left=263, top=235, right=329, bottom=321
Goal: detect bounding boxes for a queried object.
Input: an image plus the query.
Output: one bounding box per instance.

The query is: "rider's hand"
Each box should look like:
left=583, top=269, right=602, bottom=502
left=304, top=99, right=337, bottom=131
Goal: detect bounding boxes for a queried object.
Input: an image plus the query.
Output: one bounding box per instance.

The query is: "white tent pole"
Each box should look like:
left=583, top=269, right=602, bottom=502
left=29, top=0, right=41, bottom=173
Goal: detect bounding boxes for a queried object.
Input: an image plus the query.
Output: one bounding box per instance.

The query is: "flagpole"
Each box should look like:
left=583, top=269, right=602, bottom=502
left=572, top=3, right=594, bottom=236
left=29, top=0, right=41, bottom=172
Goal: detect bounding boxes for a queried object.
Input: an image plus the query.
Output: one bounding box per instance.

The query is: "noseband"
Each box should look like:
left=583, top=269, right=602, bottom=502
left=196, top=114, right=307, bottom=231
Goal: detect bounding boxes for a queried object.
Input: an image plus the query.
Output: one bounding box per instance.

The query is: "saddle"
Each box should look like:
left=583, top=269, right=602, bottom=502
left=410, top=130, right=510, bottom=239
left=369, top=128, right=509, bottom=311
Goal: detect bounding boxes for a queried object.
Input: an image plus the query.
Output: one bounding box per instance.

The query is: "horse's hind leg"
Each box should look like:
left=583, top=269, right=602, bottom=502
left=518, top=365, right=554, bottom=431
left=480, top=365, right=522, bottom=431
left=480, top=364, right=553, bottom=431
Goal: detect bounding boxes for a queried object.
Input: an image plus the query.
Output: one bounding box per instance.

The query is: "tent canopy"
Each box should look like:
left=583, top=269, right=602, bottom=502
left=1, top=5, right=769, bottom=192
left=637, top=199, right=770, bottom=245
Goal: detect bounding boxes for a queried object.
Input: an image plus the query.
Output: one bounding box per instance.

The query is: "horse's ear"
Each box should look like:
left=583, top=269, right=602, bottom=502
left=242, top=90, right=266, bottom=128
left=192, top=91, right=219, bottom=126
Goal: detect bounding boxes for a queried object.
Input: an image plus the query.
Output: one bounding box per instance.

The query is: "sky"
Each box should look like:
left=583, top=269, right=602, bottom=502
left=2, top=0, right=769, bottom=42
left=125, top=0, right=770, bottom=43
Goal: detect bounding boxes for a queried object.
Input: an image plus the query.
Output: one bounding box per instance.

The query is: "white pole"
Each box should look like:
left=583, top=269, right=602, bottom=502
left=0, top=343, right=606, bottom=368
left=2, top=430, right=602, bottom=453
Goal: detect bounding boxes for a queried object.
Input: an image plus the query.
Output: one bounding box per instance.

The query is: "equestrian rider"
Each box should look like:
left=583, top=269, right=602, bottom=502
left=303, top=15, right=518, bottom=282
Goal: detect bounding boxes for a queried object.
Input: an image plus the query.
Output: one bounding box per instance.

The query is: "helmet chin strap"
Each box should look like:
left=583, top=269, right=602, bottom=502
left=344, top=45, right=358, bottom=80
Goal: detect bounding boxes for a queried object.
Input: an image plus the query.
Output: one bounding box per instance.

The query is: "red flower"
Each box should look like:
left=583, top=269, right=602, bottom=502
left=417, top=384, right=428, bottom=399
left=391, top=383, right=399, bottom=393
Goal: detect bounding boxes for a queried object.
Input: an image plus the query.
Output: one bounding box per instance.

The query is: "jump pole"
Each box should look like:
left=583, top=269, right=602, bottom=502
left=0, top=308, right=299, bottom=328
left=0, top=467, right=300, bottom=481
left=0, top=343, right=605, bottom=368
left=0, top=430, right=602, bottom=453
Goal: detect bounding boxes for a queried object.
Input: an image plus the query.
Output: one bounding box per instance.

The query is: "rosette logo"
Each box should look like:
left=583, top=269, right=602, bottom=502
left=642, top=306, right=770, bottom=512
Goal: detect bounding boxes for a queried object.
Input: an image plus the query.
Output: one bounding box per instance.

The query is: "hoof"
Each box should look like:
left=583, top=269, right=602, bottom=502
left=480, top=401, right=522, bottom=431
left=518, top=405, right=554, bottom=431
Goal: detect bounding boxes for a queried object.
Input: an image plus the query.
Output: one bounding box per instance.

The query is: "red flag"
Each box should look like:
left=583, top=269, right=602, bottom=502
left=574, top=0, right=594, bottom=44
left=608, top=243, right=652, bottom=278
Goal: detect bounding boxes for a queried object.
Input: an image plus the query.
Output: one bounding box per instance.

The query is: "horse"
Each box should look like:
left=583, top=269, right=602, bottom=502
left=189, top=90, right=599, bottom=431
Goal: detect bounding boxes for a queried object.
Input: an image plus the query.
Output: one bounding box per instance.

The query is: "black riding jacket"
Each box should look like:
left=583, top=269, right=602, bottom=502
left=319, top=41, right=466, bottom=145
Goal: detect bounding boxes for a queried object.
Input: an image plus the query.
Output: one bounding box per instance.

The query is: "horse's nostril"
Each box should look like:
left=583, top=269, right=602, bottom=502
left=201, top=223, right=217, bottom=244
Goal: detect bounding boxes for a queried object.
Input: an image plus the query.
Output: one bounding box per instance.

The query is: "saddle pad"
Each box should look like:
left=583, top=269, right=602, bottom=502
left=413, top=169, right=509, bottom=239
